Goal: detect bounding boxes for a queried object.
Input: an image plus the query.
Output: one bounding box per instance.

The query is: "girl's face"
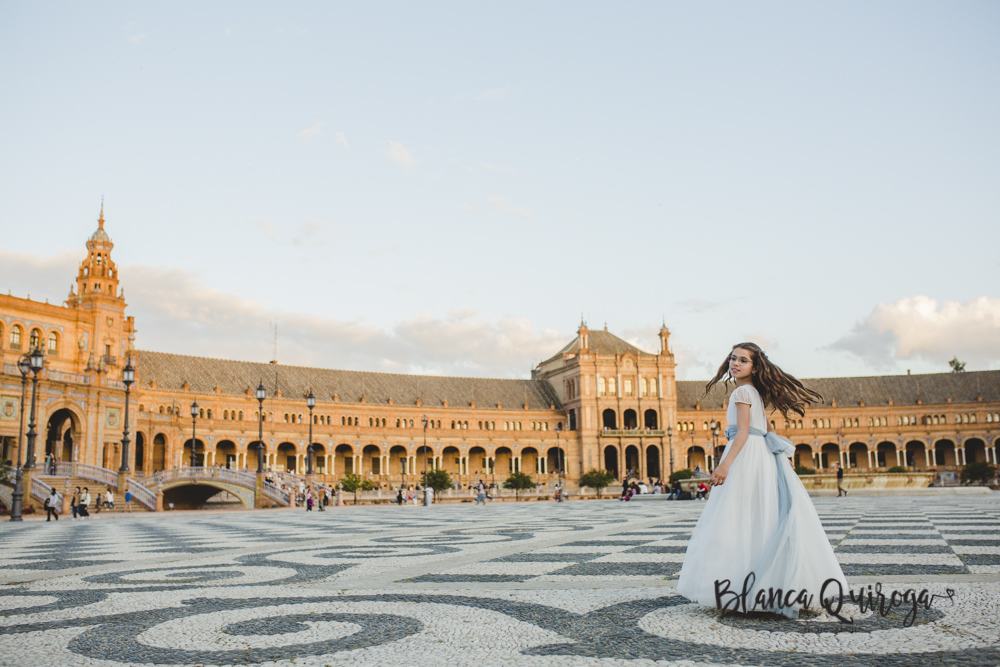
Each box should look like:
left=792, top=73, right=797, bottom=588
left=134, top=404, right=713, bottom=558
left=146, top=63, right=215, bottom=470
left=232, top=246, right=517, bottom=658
left=729, top=347, right=754, bottom=381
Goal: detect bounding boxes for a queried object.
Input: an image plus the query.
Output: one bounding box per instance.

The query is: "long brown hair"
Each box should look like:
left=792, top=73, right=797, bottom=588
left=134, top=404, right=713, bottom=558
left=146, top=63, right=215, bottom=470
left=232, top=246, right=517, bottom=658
left=704, top=342, right=822, bottom=418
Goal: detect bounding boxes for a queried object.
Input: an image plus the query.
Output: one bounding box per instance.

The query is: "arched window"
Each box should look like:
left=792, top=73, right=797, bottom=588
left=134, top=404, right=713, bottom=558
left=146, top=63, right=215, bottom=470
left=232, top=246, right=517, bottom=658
left=971, top=414, right=977, bottom=424
left=239, top=411, right=243, bottom=420
left=650, top=378, right=657, bottom=395
left=224, top=410, right=229, bottom=420
left=47, top=331, right=59, bottom=354
left=284, top=414, right=290, bottom=423
left=10, top=324, right=22, bottom=349
left=96, top=254, right=102, bottom=265
left=159, top=406, right=165, bottom=414
left=608, top=378, right=617, bottom=395
left=599, top=377, right=607, bottom=396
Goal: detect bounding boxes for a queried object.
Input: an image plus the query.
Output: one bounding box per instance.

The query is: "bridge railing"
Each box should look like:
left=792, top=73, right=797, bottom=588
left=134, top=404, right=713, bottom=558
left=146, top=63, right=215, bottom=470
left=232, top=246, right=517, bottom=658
left=128, top=478, right=156, bottom=510
left=261, top=481, right=290, bottom=505
left=31, top=477, right=62, bottom=506
left=49, top=462, right=119, bottom=488
left=136, top=467, right=256, bottom=488
left=0, top=481, right=13, bottom=509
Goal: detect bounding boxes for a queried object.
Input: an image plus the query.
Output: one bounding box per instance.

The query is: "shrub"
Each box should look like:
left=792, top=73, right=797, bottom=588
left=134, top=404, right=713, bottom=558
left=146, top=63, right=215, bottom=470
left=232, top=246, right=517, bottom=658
left=961, top=462, right=997, bottom=487
left=578, top=469, right=617, bottom=499
left=502, top=471, right=535, bottom=501
left=339, top=473, right=377, bottom=505
left=422, top=469, right=453, bottom=494
left=886, top=465, right=908, bottom=473
left=794, top=465, right=815, bottom=476
left=669, top=469, right=694, bottom=483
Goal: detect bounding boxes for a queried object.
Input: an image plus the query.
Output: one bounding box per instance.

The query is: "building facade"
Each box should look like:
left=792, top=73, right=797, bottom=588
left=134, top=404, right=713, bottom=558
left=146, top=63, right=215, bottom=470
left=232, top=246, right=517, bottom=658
left=2, top=211, right=999, bottom=492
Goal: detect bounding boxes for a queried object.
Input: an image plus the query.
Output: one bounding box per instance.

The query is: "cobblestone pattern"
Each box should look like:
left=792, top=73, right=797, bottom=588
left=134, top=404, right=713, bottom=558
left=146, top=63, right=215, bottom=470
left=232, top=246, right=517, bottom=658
left=1, top=496, right=998, bottom=666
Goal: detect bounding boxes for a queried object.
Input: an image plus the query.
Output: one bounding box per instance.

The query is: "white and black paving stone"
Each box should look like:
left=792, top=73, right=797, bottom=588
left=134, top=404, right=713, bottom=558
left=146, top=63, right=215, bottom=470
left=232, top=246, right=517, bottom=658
left=2, top=494, right=999, bottom=666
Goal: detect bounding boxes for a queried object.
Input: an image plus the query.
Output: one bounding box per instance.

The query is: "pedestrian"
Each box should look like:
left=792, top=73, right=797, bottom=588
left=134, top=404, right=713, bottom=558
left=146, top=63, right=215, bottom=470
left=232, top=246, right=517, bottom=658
left=105, top=487, right=115, bottom=509
left=78, top=487, right=91, bottom=518
left=319, top=488, right=327, bottom=511
left=695, top=482, right=708, bottom=500
left=676, top=342, right=847, bottom=617
left=44, top=489, right=59, bottom=521
left=396, top=488, right=404, bottom=506
left=836, top=462, right=848, bottom=497
left=475, top=480, right=486, bottom=505
left=71, top=486, right=81, bottom=519
left=305, top=490, right=313, bottom=511
left=44, top=452, right=52, bottom=475
left=124, top=489, right=132, bottom=512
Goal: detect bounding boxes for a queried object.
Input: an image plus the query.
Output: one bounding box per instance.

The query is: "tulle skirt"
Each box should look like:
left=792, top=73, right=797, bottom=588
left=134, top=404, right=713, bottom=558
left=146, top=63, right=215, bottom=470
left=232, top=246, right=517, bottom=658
left=676, top=435, right=848, bottom=617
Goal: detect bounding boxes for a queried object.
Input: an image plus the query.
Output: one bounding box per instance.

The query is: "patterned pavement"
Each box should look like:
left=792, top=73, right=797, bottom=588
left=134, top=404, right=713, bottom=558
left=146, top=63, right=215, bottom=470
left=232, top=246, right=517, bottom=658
left=1, top=495, right=998, bottom=666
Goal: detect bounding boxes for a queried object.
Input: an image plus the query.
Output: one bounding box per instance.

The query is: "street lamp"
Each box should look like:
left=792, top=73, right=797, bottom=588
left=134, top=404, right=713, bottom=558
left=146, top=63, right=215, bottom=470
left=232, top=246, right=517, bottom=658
left=710, top=419, right=720, bottom=471
left=24, top=346, right=44, bottom=471
left=119, top=357, right=135, bottom=472
left=421, top=415, right=429, bottom=483
left=189, top=402, right=199, bottom=468
left=306, top=391, right=316, bottom=475
left=255, top=381, right=266, bottom=473
left=556, top=423, right=564, bottom=502
left=9, top=355, right=32, bottom=521
left=667, top=425, right=674, bottom=476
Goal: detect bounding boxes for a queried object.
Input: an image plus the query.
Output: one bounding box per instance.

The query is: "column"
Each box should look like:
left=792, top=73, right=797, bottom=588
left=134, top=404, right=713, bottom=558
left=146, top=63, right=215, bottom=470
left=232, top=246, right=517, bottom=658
left=617, top=373, right=622, bottom=397
left=958, top=448, right=966, bottom=465
left=326, top=454, right=332, bottom=473
left=297, top=454, right=304, bottom=473
left=516, top=456, right=521, bottom=473
left=541, top=456, right=547, bottom=474
left=925, top=446, right=931, bottom=467
left=841, top=450, right=848, bottom=468
left=814, top=452, right=820, bottom=469
left=867, top=450, right=874, bottom=469
left=896, top=449, right=902, bottom=466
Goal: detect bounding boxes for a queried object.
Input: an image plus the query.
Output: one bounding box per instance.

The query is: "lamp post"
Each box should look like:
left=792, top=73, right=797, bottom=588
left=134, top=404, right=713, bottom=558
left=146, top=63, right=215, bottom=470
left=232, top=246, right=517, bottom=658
left=24, top=346, right=44, bottom=470
left=189, top=402, right=199, bottom=468
left=9, top=355, right=32, bottom=521
left=667, top=425, right=674, bottom=477
left=306, top=391, right=315, bottom=475
left=421, top=415, right=428, bottom=482
left=556, top=423, right=563, bottom=502
left=119, top=358, right=135, bottom=472
left=255, top=381, right=266, bottom=473
left=710, top=419, right=720, bottom=471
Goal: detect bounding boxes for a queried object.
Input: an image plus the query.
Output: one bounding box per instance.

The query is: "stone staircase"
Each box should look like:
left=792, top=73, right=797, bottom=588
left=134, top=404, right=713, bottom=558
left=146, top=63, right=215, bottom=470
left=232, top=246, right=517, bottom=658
left=36, top=475, right=153, bottom=513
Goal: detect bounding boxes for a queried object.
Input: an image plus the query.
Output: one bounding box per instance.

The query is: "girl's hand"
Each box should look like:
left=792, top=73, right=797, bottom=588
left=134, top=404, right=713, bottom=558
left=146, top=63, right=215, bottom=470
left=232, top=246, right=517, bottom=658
left=709, top=464, right=729, bottom=486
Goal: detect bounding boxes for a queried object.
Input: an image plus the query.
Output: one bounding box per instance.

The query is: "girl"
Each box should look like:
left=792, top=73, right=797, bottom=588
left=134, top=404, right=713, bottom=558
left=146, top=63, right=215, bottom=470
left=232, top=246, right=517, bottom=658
left=677, top=343, right=847, bottom=618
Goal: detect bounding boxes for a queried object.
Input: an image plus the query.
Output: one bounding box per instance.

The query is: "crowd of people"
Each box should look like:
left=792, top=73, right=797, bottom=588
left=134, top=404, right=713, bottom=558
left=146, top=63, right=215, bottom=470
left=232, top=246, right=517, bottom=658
left=619, top=478, right=710, bottom=501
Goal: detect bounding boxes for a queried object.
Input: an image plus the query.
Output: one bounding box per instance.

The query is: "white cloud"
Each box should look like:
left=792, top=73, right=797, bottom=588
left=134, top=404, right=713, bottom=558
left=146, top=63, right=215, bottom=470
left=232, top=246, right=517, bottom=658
left=482, top=162, right=518, bottom=176
left=297, top=122, right=323, bottom=141
left=487, top=196, right=533, bottom=219
left=127, top=33, right=147, bottom=44
left=741, top=333, right=779, bottom=354
left=335, top=131, right=349, bottom=149
left=0, top=250, right=565, bottom=377
left=828, top=296, right=1000, bottom=370
left=385, top=141, right=415, bottom=167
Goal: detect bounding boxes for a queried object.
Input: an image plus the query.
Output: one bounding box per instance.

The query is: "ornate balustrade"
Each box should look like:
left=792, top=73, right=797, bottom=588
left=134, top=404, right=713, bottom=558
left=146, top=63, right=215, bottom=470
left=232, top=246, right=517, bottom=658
left=127, top=478, right=156, bottom=510
left=261, top=481, right=290, bottom=505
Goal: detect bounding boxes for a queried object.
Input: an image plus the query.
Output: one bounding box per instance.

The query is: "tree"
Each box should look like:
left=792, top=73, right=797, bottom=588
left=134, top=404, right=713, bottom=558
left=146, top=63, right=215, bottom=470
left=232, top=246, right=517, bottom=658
left=422, top=469, right=453, bottom=494
left=669, top=469, right=695, bottom=484
left=961, top=462, right=996, bottom=487
left=579, top=469, right=616, bottom=498
left=502, top=471, right=535, bottom=501
left=949, top=357, right=966, bottom=372
left=339, top=472, right=376, bottom=505
left=794, top=464, right=815, bottom=476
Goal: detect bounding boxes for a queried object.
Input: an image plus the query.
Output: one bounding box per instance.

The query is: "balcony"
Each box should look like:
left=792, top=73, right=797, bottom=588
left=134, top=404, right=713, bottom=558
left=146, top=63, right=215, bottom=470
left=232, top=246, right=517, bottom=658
left=601, top=429, right=665, bottom=437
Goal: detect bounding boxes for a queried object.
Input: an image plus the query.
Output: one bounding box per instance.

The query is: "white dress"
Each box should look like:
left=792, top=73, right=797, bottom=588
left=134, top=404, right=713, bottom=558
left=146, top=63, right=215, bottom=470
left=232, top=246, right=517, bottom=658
left=676, top=384, right=848, bottom=617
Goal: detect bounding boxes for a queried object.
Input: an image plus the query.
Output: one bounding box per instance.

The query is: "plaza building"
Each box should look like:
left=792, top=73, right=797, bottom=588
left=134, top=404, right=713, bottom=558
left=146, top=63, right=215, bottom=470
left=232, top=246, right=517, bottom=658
left=2, top=209, right=999, bottom=505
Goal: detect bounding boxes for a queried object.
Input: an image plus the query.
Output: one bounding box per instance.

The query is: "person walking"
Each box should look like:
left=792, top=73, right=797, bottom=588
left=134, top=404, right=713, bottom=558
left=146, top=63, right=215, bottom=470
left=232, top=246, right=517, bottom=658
left=71, top=486, right=81, bottom=519
left=105, top=488, right=115, bottom=509
left=305, top=490, right=313, bottom=511
left=44, top=453, right=52, bottom=475
left=836, top=463, right=848, bottom=497
left=78, top=487, right=91, bottom=518
left=44, top=489, right=59, bottom=521
left=124, top=489, right=132, bottom=512
left=475, top=480, right=486, bottom=505
left=396, top=488, right=404, bottom=506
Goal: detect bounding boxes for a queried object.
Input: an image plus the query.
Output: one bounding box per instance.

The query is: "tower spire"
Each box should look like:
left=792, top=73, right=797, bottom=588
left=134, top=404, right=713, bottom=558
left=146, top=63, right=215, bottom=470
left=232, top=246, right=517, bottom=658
left=98, top=197, right=105, bottom=229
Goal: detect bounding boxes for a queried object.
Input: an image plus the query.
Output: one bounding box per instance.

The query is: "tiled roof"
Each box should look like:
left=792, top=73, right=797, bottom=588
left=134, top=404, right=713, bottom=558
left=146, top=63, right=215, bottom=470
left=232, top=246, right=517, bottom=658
left=677, top=370, right=1000, bottom=411
left=135, top=350, right=562, bottom=411
left=547, top=330, right=651, bottom=362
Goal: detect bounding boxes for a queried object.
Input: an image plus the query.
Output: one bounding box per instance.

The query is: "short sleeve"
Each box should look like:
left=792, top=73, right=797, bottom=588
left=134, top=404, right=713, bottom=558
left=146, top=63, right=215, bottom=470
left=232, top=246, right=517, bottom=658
left=731, top=385, right=755, bottom=405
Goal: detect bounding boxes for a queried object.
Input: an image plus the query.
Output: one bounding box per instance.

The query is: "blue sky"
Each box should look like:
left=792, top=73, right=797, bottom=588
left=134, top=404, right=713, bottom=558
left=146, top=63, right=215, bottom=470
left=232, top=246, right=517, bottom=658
left=1, top=2, right=998, bottom=380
